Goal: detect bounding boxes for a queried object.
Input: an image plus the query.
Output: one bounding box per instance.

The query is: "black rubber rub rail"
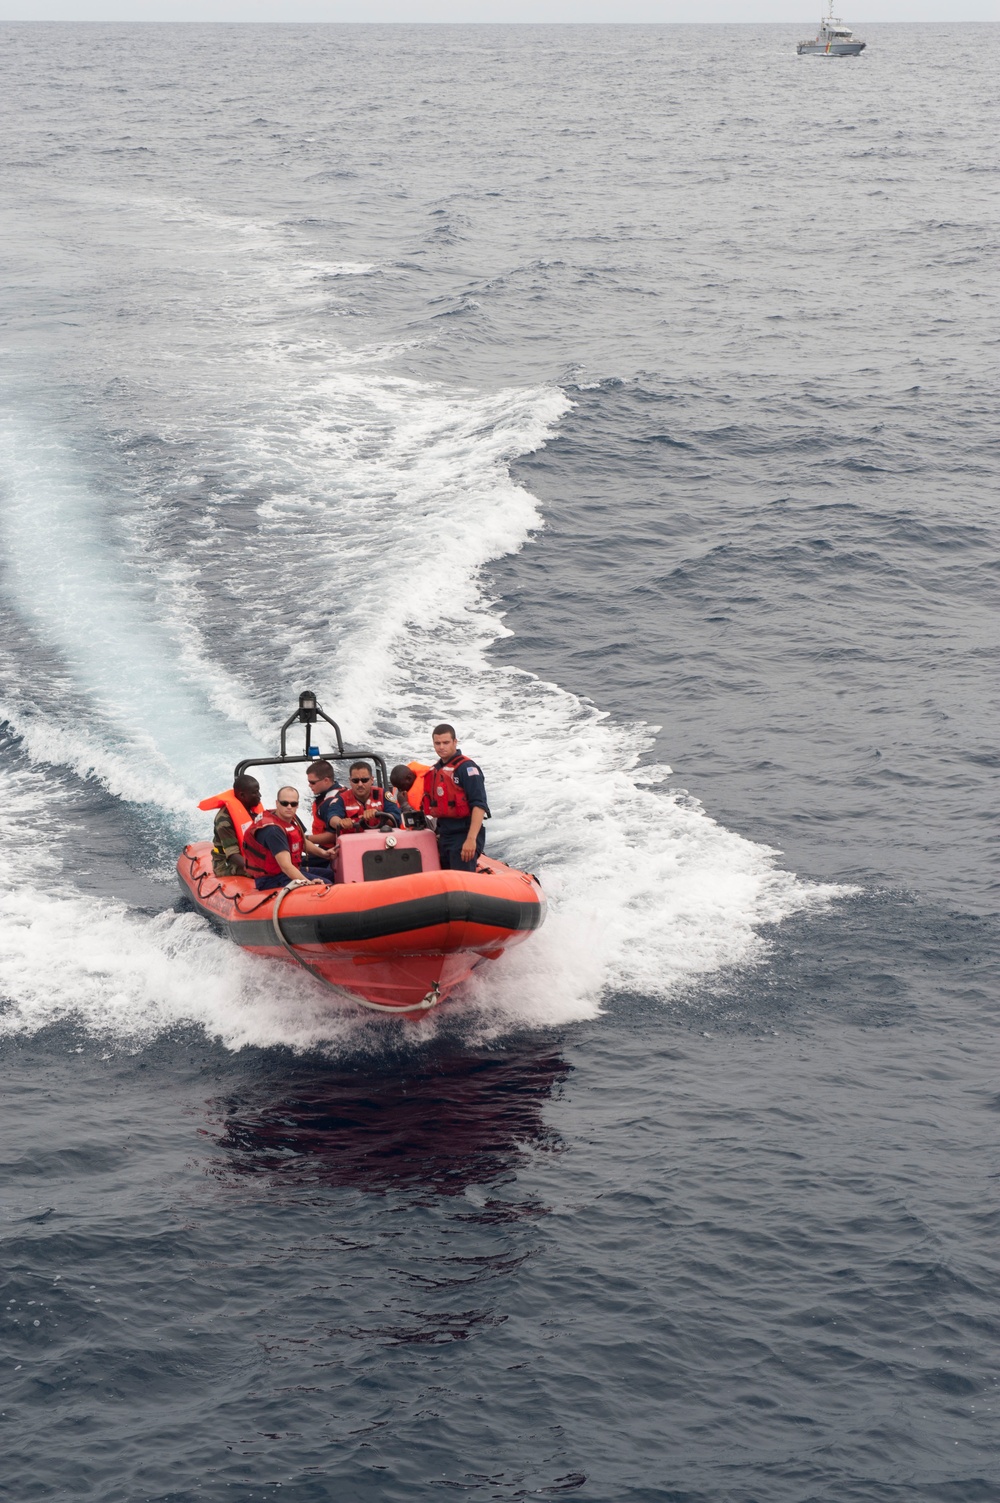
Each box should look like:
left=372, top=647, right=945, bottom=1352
left=191, top=887, right=545, bottom=949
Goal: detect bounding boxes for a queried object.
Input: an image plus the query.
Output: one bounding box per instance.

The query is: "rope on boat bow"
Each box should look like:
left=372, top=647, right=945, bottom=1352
left=270, top=883, right=440, bottom=1014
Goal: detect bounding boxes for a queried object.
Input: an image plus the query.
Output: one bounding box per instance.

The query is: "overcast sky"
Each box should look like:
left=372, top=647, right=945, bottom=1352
left=4, top=1, right=998, bottom=21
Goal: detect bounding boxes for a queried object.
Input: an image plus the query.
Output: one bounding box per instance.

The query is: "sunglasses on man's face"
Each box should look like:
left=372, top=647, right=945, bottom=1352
left=277, top=798, right=299, bottom=807
left=351, top=776, right=371, bottom=785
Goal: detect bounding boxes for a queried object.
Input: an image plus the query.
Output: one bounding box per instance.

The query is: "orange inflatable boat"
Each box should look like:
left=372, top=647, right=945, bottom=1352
left=177, top=694, right=545, bottom=1015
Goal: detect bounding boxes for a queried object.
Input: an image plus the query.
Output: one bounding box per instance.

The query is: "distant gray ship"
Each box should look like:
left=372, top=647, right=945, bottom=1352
left=797, top=3, right=866, bottom=54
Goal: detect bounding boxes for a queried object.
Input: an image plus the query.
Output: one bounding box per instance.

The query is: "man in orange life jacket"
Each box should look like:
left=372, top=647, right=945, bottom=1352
left=203, top=775, right=262, bottom=877
left=243, top=786, right=309, bottom=891
left=390, top=765, right=428, bottom=830
left=423, top=724, right=490, bottom=871
left=326, top=762, right=402, bottom=834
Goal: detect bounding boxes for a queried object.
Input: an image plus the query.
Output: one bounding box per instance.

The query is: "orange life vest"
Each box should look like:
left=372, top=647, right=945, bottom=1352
left=405, top=761, right=431, bottom=811
left=198, top=789, right=263, bottom=854
left=311, top=787, right=342, bottom=837
left=338, top=784, right=389, bottom=829
left=423, top=755, right=473, bottom=821
left=242, top=811, right=304, bottom=882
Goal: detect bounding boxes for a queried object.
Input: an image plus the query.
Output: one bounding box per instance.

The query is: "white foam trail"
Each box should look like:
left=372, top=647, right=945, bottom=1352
left=0, top=193, right=848, bottom=1043
left=0, top=423, right=264, bottom=820
left=0, top=765, right=396, bottom=1052
left=198, top=360, right=841, bottom=1021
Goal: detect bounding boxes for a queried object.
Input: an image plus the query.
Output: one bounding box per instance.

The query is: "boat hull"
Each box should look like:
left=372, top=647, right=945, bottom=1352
left=177, top=842, right=545, bottom=1014
left=797, top=39, right=865, bottom=53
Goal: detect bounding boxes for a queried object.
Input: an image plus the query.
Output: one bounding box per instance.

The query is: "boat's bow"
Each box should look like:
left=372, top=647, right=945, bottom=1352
left=177, top=839, right=545, bottom=1013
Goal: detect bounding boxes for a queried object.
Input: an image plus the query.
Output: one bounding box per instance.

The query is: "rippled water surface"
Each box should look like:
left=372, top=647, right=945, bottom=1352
left=2, top=22, right=999, bottom=1502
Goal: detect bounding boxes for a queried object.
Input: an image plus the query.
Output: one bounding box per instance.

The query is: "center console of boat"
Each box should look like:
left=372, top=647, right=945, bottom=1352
left=334, top=827, right=442, bottom=884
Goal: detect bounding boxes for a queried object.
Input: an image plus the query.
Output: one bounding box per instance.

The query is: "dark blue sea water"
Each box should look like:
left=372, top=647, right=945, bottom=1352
left=2, top=22, right=999, bottom=1502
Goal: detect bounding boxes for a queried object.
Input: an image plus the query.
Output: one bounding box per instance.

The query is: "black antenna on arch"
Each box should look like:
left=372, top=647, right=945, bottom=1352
left=279, top=690, right=345, bottom=759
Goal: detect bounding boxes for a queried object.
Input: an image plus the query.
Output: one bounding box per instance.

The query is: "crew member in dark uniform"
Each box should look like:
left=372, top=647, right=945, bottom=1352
left=304, top=758, right=343, bottom=878
left=422, top=723, right=490, bottom=872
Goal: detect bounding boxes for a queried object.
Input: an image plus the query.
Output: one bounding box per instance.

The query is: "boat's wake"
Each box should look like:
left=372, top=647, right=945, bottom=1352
left=0, top=200, right=844, bottom=1050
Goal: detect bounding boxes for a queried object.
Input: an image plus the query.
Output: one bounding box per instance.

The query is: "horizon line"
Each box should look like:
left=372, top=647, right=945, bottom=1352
left=2, top=15, right=995, bottom=21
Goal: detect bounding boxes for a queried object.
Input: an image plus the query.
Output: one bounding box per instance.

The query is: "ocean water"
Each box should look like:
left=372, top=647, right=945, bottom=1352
left=1, top=21, right=998, bottom=1502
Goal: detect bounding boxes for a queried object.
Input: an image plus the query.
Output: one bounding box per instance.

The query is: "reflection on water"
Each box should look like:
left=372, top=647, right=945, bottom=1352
left=203, top=1045, right=571, bottom=1199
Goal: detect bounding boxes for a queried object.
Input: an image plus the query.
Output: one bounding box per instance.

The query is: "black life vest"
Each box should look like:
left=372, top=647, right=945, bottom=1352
left=423, top=755, right=473, bottom=821
left=243, top=812, right=304, bottom=882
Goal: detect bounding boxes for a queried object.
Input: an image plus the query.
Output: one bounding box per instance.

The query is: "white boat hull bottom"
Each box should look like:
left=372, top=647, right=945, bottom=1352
left=797, top=40, right=866, bottom=54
